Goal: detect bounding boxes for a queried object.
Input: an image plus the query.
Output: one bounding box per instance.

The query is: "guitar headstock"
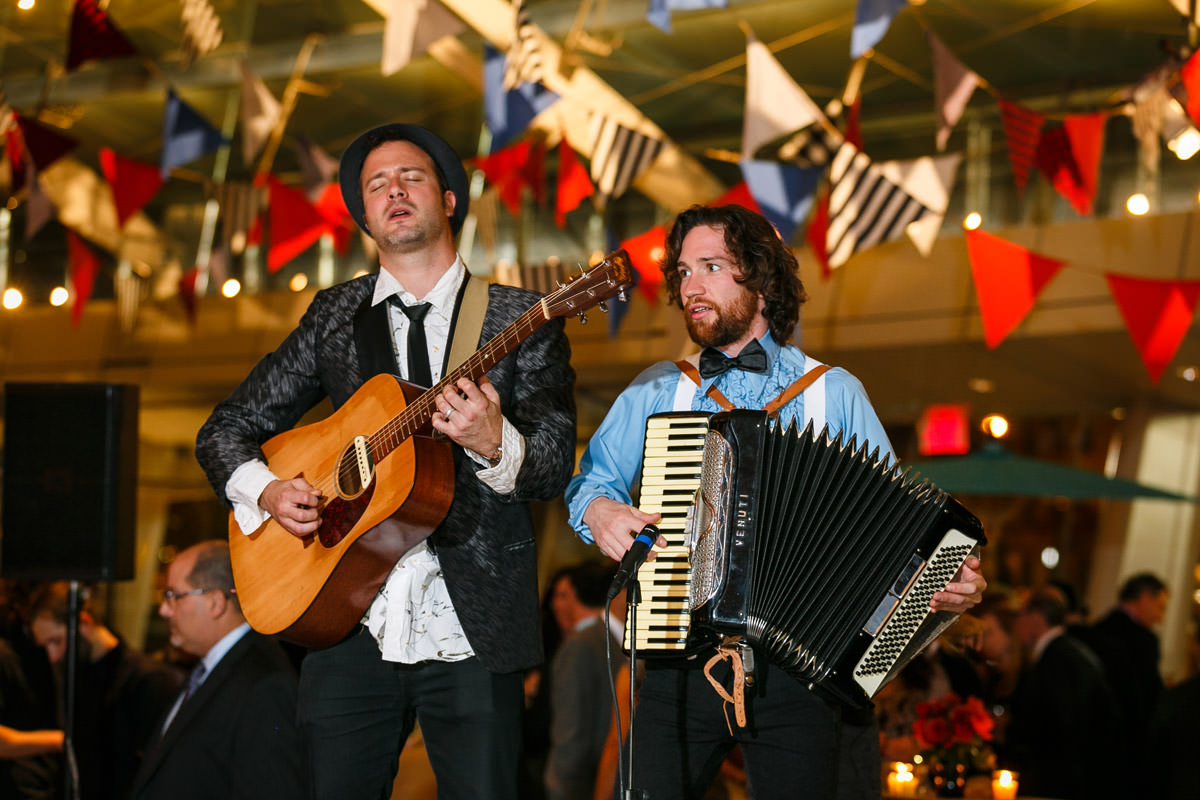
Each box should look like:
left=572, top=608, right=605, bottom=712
left=542, top=249, right=636, bottom=321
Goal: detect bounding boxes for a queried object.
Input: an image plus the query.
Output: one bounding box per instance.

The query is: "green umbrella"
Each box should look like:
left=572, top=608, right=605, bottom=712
left=904, top=442, right=1197, bottom=502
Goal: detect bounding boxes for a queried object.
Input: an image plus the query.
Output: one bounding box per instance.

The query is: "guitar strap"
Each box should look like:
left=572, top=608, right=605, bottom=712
left=444, top=276, right=491, bottom=375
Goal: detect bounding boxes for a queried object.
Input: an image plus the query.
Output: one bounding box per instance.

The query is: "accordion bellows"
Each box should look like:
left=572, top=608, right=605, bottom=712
left=630, top=409, right=986, bottom=709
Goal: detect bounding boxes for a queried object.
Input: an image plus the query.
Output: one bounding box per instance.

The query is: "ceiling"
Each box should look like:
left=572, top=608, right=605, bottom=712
left=1, top=0, right=1200, bottom=446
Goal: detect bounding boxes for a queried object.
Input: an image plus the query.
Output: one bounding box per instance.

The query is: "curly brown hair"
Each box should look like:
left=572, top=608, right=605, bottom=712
left=658, top=205, right=807, bottom=343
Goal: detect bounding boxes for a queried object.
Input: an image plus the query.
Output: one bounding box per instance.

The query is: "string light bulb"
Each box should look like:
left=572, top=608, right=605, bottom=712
left=221, top=278, right=241, bottom=298
left=962, top=212, right=982, bottom=230
left=2, top=288, right=22, bottom=309
left=981, top=414, right=1009, bottom=438
left=17, top=0, right=34, bottom=10
left=1126, top=193, right=1149, bottom=216
left=49, top=287, right=69, bottom=306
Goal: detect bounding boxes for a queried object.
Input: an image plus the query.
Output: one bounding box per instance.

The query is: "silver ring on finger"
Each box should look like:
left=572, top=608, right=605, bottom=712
left=444, top=407, right=454, bottom=421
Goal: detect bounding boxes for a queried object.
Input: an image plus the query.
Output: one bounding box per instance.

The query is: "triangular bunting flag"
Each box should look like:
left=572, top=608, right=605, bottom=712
left=67, top=0, right=138, bottom=72
left=266, top=176, right=331, bottom=272
left=965, top=229, right=1066, bottom=349
left=806, top=189, right=832, bottom=281
left=161, top=89, right=227, bottom=178
left=709, top=181, right=761, bottom=213
left=588, top=114, right=664, bottom=211
left=483, top=44, right=559, bottom=152
left=825, top=142, right=930, bottom=269
left=67, top=231, right=101, bottom=326
left=1105, top=273, right=1200, bottom=383
left=179, top=266, right=200, bottom=325
left=293, top=133, right=340, bottom=200
left=620, top=224, right=666, bottom=305
left=877, top=152, right=963, bottom=256
left=647, top=0, right=728, bottom=36
left=99, top=148, right=165, bottom=228
left=1036, top=114, right=1105, bottom=216
left=15, top=115, right=79, bottom=171
left=239, top=61, right=282, bottom=166
left=851, top=0, right=906, bottom=58
left=555, top=139, right=593, bottom=227
left=929, top=32, right=979, bottom=151
left=476, top=140, right=535, bottom=216
left=312, top=182, right=355, bottom=254
left=24, top=165, right=55, bottom=242
left=739, top=160, right=820, bottom=243
left=382, top=0, right=425, bottom=76
left=997, top=97, right=1044, bottom=194
left=1179, top=49, right=1200, bottom=127
left=180, top=0, right=225, bottom=69
left=742, top=35, right=827, bottom=161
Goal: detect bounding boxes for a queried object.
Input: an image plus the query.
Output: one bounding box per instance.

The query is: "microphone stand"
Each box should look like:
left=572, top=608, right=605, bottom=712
left=63, top=581, right=80, bottom=800
left=622, top=576, right=647, bottom=800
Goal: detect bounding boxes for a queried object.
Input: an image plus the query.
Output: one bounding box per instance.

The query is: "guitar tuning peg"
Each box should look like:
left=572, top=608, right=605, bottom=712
left=556, top=280, right=567, bottom=289
left=598, top=301, right=608, bottom=313
left=618, top=290, right=628, bottom=302
left=577, top=311, right=588, bottom=325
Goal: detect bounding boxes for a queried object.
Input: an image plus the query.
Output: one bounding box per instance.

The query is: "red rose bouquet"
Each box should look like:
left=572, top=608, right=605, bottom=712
left=912, top=692, right=995, bottom=773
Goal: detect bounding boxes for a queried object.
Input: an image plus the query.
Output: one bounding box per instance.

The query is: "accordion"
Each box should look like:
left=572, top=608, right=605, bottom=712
left=628, top=409, right=986, bottom=709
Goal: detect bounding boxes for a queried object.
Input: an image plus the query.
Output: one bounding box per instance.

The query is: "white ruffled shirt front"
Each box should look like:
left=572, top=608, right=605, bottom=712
left=226, top=257, right=524, bottom=664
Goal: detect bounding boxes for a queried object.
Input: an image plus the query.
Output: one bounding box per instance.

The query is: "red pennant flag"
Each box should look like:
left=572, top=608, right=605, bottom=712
left=312, top=182, right=355, bottom=255
left=67, top=0, right=138, bottom=71
left=522, top=141, right=547, bottom=208
left=844, top=97, right=863, bottom=150
left=1035, top=124, right=1087, bottom=215
left=997, top=98, right=1044, bottom=194
left=266, top=176, right=331, bottom=272
left=15, top=115, right=79, bottom=171
left=620, top=225, right=667, bottom=305
left=965, top=229, right=1066, bottom=349
left=1105, top=273, right=1200, bottom=383
left=476, top=141, right=533, bottom=216
left=555, top=140, right=593, bottom=227
left=1060, top=112, right=1105, bottom=216
left=709, top=181, right=761, bottom=213
left=1180, top=50, right=1200, bottom=127
left=179, top=267, right=199, bottom=324
left=99, top=148, right=164, bottom=228
left=806, top=189, right=832, bottom=281
left=67, top=231, right=100, bottom=327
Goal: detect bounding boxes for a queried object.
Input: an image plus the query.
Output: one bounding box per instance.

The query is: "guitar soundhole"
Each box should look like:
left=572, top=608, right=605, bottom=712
left=318, top=482, right=375, bottom=548
left=334, top=437, right=374, bottom=500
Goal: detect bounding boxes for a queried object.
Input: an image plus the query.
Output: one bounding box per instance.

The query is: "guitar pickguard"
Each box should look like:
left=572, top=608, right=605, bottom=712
left=317, top=480, right=376, bottom=548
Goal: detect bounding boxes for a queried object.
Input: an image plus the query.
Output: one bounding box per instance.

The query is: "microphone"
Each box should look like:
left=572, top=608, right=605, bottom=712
left=607, top=525, right=660, bottom=600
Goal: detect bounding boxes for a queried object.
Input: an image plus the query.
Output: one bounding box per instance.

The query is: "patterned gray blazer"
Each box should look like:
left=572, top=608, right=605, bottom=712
left=195, top=274, right=577, bottom=674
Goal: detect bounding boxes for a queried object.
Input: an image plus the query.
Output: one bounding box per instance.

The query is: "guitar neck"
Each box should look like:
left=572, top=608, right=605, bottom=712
left=373, top=301, right=549, bottom=459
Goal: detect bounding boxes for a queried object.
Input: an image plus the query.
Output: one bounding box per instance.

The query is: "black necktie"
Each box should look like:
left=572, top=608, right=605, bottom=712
left=391, top=298, right=433, bottom=388
left=698, top=339, right=769, bottom=379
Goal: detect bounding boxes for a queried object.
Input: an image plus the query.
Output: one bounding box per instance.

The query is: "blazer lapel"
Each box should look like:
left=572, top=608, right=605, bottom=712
left=353, top=290, right=400, bottom=381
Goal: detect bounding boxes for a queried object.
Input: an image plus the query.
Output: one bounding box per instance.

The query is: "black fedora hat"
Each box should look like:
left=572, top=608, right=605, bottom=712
left=338, top=123, right=470, bottom=235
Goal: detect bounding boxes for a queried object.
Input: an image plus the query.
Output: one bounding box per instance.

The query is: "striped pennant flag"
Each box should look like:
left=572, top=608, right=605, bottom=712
left=588, top=114, right=664, bottom=211
left=1169, top=0, right=1200, bottom=25
left=997, top=97, right=1044, bottom=194
left=503, top=0, right=546, bottom=90
left=825, top=142, right=930, bottom=269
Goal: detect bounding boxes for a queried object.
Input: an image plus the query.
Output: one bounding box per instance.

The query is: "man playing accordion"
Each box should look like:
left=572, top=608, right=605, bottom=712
left=566, top=204, right=986, bottom=800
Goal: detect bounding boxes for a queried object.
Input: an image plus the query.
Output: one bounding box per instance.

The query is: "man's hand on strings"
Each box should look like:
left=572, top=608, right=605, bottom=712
left=259, top=477, right=322, bottom=538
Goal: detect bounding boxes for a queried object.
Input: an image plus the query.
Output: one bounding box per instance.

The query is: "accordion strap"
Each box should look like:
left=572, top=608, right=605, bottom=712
left=703, top=638, right=749, bottom=733
left=674, top=359, right=832, bottom=419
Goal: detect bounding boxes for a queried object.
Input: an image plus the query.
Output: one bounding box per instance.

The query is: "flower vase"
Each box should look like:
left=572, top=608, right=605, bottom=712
left=928, top=762, right=967, bottom=797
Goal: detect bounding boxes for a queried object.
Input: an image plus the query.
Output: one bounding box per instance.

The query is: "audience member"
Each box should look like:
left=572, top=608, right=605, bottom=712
left=28, top=581, right=180, bottom=800
left=1077, top=570, right=1167, bottom=794
left=1005, top=587, right=1118, bottom=800
left=1148, top=623, right=1200, bottom=800
left=131, top=540, right=305, bottom=800
left=969, top=592, right=1023, bottom=749
left=0, top=637, right=59, bottom=799
left=545, top=561, right=622, bottom=800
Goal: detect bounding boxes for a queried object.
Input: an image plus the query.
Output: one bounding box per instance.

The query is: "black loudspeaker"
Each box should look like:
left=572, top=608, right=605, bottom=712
left=2, top=383, right=138, bottom=580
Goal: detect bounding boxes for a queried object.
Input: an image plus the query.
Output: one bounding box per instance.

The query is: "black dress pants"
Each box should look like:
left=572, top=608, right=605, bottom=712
left=297, top=627, right=524, bottom=800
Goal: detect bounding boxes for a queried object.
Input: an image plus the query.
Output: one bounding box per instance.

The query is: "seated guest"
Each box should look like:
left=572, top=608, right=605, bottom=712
left=131, top=540, right=305, bottom=800
left=1006, top=587, right=1118, bottom=800
left=28, top=581, right=180, bottom=800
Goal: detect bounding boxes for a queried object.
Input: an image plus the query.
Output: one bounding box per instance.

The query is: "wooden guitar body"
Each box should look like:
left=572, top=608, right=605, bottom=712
left=228, top=374, right=452, bottom=648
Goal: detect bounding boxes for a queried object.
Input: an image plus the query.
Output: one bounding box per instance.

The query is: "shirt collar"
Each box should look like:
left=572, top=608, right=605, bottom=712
left=371, top=254, right=466, bottom=316
left=201, top=621, right=251, bottom=675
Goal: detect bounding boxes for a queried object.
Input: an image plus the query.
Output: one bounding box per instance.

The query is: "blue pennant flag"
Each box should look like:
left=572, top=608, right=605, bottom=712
left=161, top=89, right=227, bottom=178
left=647, top=0, right=727, bottom=34
left=739, top=160, right=821, bottom=243
left=851, top=0, right=906, bottom=58
left=483, top=45, right=559, bottom=153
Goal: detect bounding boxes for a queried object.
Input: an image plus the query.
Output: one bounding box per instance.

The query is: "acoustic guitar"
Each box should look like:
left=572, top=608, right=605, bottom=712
left=228, top=251, right=633, bottom=648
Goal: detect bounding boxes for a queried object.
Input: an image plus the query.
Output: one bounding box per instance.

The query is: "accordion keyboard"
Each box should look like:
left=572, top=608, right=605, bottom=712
left=623, top=412, right=709, bottom=654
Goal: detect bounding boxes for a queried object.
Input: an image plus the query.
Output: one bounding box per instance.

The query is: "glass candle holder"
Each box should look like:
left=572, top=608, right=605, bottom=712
left=992, top=769, right=1018, bottom=800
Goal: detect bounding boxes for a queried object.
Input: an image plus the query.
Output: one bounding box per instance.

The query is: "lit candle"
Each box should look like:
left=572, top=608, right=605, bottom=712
left=992, top=769, right=1018, bottom=800
left=887, top=763, right=916, bottom=797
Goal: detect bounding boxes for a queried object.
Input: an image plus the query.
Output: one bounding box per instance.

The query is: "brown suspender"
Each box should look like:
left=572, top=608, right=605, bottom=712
left=674, top=359, right=832, bottom=418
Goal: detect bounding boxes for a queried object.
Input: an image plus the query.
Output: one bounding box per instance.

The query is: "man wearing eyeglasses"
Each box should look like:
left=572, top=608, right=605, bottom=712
left=131, top=540, right=306, bottom=800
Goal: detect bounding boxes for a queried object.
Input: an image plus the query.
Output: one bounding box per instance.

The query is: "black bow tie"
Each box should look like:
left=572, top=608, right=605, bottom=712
left=698, top=340, right=769, bottom=378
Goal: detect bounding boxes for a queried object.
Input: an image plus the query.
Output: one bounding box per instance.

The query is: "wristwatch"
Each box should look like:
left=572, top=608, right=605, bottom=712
left=484, top=444, right=503, bottom=468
